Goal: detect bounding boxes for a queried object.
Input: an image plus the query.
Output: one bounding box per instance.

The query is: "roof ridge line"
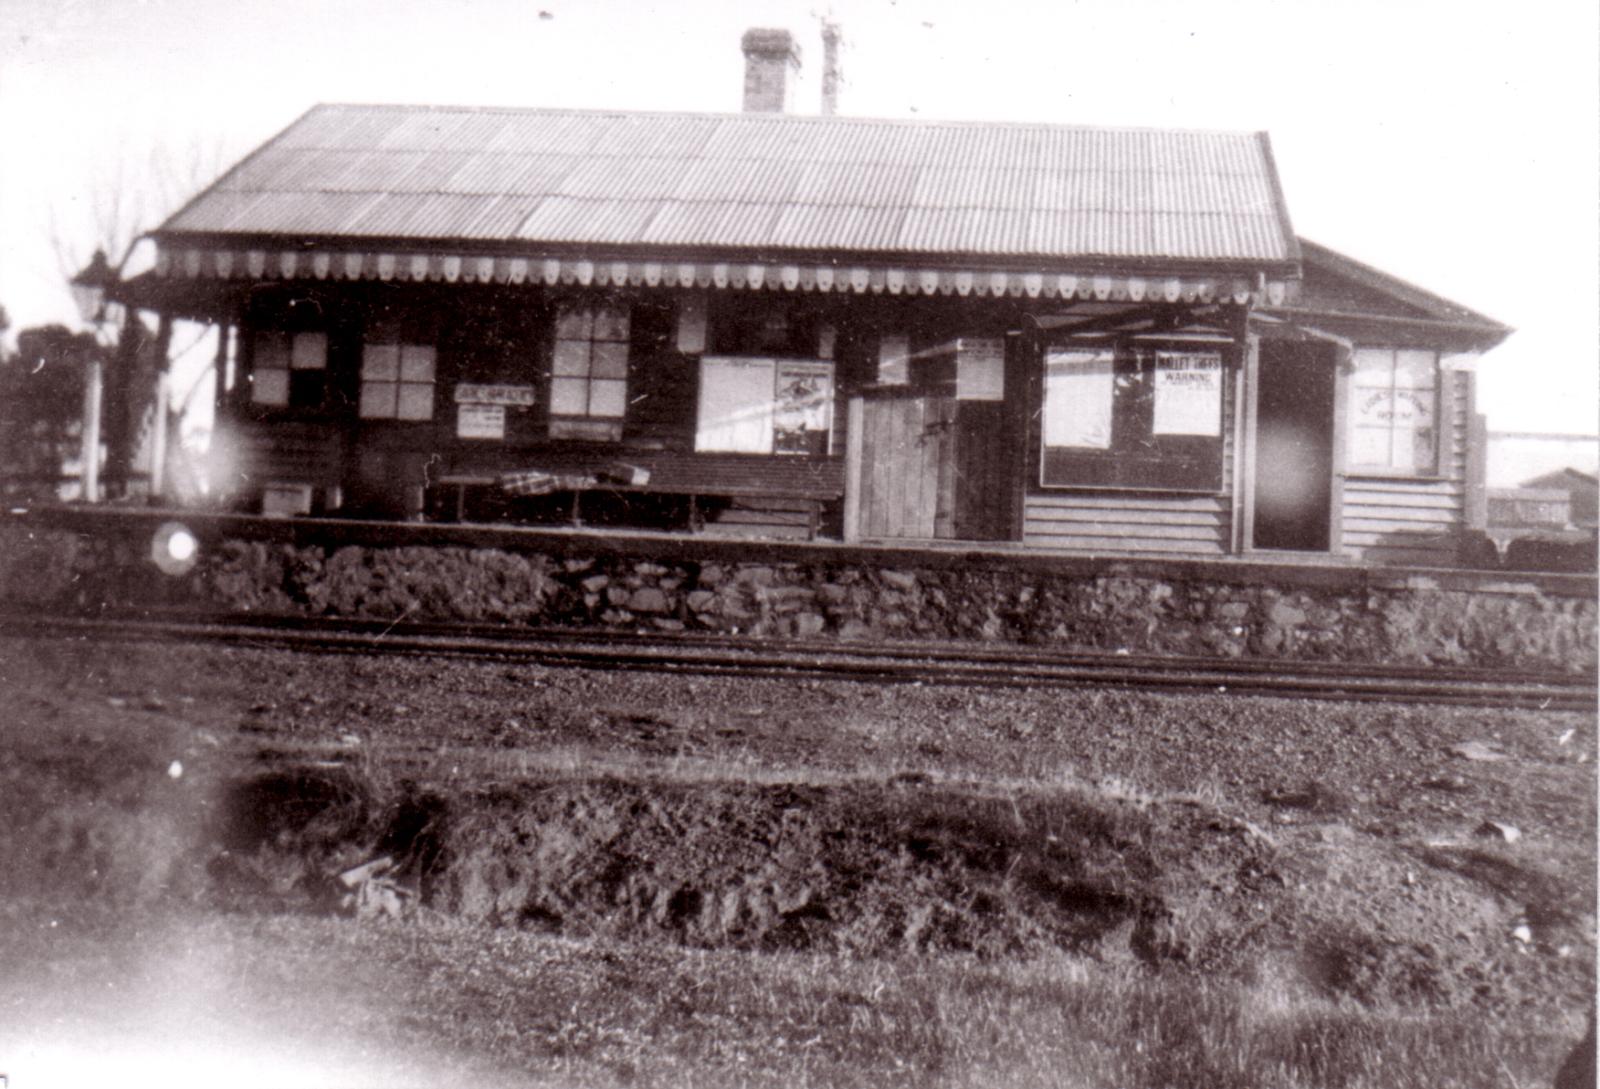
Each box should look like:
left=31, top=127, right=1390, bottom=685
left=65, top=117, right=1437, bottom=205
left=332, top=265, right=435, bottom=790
left=305, top=101, right=1267, bottom=139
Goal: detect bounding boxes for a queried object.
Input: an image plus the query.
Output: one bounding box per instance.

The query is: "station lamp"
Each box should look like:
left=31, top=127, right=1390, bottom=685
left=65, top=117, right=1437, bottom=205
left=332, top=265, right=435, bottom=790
left=69, top=248, right=118, bottom=327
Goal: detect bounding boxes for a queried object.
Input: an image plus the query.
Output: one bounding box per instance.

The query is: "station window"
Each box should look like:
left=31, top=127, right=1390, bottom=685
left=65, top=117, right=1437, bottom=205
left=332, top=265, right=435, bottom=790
left=549, top=304, right=628, bottom=441
left=1039, top=342, right=1226, bottom=491
left=251, top=331, right=327, bottom=409
left=1348, top=348, right=1438, bottom=474
left=359, top=341, right=436, bottom=421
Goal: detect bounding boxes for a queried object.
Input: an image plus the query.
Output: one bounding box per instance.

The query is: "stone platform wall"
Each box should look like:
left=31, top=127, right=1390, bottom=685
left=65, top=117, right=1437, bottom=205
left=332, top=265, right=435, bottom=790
left=2, top=512, right=1594, bottom=672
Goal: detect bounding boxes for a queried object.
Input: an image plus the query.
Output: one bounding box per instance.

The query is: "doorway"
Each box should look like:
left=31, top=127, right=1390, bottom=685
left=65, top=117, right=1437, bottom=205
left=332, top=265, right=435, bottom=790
left=1252, top=340, right=1336, bottom=550
left=856, top=389, right=1013, bottom=541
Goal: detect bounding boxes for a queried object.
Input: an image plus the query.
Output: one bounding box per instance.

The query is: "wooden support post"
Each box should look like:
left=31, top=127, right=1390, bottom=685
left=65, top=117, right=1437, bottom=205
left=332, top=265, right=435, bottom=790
left=1235, top=332, right=1259, bottom=553
left=1328, top=344, right=1351, bottom=555
left=149, top=370, right=169, bottom=500
left=80, top=356, right=103, bottom=503
left=842, top=394, right=864, bottom=542
left=1465, top=406, right=1491, bottom=527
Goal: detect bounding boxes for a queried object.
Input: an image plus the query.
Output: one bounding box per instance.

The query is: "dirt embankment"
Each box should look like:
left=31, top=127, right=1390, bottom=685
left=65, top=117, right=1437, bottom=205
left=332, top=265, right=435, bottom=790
left=205, top=766, right=1284, bottom=968
left=15, top=742, right=1588, bottom=1020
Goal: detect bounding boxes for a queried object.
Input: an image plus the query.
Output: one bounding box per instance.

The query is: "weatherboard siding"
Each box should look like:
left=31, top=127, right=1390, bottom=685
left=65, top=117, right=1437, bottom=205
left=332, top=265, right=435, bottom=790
left=1023, top=493, right=1232, bottom=554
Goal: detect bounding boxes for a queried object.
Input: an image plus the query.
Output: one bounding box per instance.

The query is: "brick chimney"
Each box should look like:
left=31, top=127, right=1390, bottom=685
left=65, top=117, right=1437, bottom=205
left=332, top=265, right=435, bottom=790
left=741, top=28, right=801, bottom=113
left=820, top=20, right=843, bottom=116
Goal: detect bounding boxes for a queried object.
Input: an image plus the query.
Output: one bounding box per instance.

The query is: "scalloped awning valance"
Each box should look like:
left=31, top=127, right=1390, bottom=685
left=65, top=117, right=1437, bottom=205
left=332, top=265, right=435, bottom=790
left=152, top=245, right=1295, bottom=307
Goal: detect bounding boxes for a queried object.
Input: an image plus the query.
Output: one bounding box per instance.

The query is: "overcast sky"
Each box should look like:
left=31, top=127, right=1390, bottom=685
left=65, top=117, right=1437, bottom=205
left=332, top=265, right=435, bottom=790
left=2, top=0, right=1595, bottom=433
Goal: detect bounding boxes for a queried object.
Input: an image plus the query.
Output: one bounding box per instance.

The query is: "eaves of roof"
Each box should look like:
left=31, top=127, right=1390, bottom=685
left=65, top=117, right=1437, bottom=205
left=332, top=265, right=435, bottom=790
left=1293, top=238, right=1510, bottom=333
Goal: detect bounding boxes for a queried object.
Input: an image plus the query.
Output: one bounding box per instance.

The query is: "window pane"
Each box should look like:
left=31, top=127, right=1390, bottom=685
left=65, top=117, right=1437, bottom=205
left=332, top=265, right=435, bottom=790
left=288, top=371, right=325, bottom=409
left=396, top=382, right=434, bottom=420
left=1353, top=387, right=1395, bottom=429
left=1042, top=349, right=1114, bottom=449
left=550, top=376, right=589, bottom=415
left=291, top=332, right=327, bottom=370
left=1351, top=425, right=1391, bottom=467
left=593, top=306, right=630, bottom=342
left=1395, top=350, right=1436, bottom=389
left=1390, top=426, right=1422, bottom=473
left=360, top=381, right=398, bottom=419
left=362, top=343, right=399, bottom=380
left=255, top=332, right=290, bottom=371
left=253, top=368, right=290, bottom=406
left=591, top=341, right=629, bottom=379
left=400, top=344, right=436, bottom=382
left=552, top=339, right=591, bottom=376
left=588, top=378, right=627, bottom=418
left=1352, top=348, right=1393, bottom=382
left=555, top=308, right=593, bottom=340
left=1394, top=388, right=1435, bottom=429
left=1409, top=426, right=1438, bottom=474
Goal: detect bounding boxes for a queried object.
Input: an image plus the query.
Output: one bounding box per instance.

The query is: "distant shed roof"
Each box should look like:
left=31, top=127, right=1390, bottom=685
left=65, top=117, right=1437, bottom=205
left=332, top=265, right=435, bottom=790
left=158, top=103, right=1298, bottom=268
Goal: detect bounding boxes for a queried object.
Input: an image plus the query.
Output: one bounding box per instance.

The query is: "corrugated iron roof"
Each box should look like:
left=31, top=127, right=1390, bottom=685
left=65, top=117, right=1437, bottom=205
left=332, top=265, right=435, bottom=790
left=160, top=103, right=1297, bottom=266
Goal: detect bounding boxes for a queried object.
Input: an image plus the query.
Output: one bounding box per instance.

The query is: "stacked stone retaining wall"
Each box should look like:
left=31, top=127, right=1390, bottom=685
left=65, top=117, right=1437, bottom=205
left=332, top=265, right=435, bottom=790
left=1, top=512, right=1594, bottom=672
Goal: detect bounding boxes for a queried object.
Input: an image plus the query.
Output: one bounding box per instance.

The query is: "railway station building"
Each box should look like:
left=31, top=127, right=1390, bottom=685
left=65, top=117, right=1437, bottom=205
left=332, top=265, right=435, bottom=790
left=117, top=28, right=1509, bottom=566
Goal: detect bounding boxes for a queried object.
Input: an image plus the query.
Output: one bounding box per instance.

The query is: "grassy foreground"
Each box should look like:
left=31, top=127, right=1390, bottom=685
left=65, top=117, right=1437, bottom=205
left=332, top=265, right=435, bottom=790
left=4, top=905, right=1571, bottom=1089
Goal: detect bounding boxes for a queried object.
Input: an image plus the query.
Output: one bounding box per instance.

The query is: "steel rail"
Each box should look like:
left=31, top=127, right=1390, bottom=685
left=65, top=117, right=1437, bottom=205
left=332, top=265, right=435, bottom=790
left=32, top=605, right=1593, bottom=686
left=9, top=612, right=1594, bottom=711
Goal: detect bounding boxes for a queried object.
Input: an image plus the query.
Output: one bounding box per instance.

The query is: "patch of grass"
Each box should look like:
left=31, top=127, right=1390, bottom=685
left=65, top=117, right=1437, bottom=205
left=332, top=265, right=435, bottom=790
left=76, top=915, right=1561, bottom=1089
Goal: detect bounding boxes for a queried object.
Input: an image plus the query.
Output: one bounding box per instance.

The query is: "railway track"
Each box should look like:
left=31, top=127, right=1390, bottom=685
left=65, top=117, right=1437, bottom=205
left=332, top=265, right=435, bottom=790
left=10, top=610, right=1594, bottom=712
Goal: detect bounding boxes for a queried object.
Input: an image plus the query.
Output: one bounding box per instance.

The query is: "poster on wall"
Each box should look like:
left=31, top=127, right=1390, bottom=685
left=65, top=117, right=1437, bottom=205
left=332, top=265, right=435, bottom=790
left=1152, top=352, right=1222, bottom=436
left=696, top=357, right=776, bottom=454
left=1042, top=348, right=1114, bottom=449
left=955, top=337, right=1005, bottom=401
left=457, top=403, right=506, bottom=440
left=877, top=334, right=911, bottom=385
left=773, top=361, right=834, bottom=455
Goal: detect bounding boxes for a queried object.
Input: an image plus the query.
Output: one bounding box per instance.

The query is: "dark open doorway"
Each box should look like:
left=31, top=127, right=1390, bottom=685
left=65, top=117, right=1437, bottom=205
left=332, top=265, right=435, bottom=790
left=1253, top=340, right=1336, bottom=550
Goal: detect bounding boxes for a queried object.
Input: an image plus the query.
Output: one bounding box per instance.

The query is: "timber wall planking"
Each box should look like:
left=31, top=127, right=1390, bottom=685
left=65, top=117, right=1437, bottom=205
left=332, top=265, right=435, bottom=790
left=1023, top=493, right=1231, bottom=554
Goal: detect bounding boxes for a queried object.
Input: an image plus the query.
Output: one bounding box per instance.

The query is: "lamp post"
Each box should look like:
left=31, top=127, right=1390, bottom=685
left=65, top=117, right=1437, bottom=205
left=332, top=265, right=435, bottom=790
left=69, top=249, right=117, bottom=503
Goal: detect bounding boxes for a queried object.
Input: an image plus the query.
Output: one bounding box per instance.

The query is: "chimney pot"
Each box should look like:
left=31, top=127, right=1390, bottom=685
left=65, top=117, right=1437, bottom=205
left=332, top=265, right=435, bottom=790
left=741, top=27, right=801, bottom=113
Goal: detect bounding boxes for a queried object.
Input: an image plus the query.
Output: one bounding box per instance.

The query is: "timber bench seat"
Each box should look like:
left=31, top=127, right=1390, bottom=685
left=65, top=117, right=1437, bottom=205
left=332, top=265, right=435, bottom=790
left=430, top=454, right=844, bottom=540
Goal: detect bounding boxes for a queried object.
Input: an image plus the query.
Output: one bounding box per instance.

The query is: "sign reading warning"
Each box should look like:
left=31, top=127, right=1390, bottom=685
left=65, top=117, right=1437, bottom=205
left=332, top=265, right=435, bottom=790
left=1152, top=352, right=1222, bottom=436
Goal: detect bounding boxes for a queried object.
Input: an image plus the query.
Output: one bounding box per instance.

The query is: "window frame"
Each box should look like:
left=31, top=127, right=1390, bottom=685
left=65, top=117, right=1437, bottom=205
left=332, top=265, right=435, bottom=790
left=358, top=340, right=437, bottom=422
left=249, top=329, right=329, bottom=412
left=1037, top=336, right=1229, bottom=494
left=1345, top=346, right=1442, bottom=478
left=548, top=303, right=629, bottom=441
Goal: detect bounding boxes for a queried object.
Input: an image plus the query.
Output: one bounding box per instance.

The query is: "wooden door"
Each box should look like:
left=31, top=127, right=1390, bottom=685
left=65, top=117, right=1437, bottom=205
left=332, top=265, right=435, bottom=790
left=859, top=392, right=952, bottom=539
left=856, top=391, right=1014, bottom=541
